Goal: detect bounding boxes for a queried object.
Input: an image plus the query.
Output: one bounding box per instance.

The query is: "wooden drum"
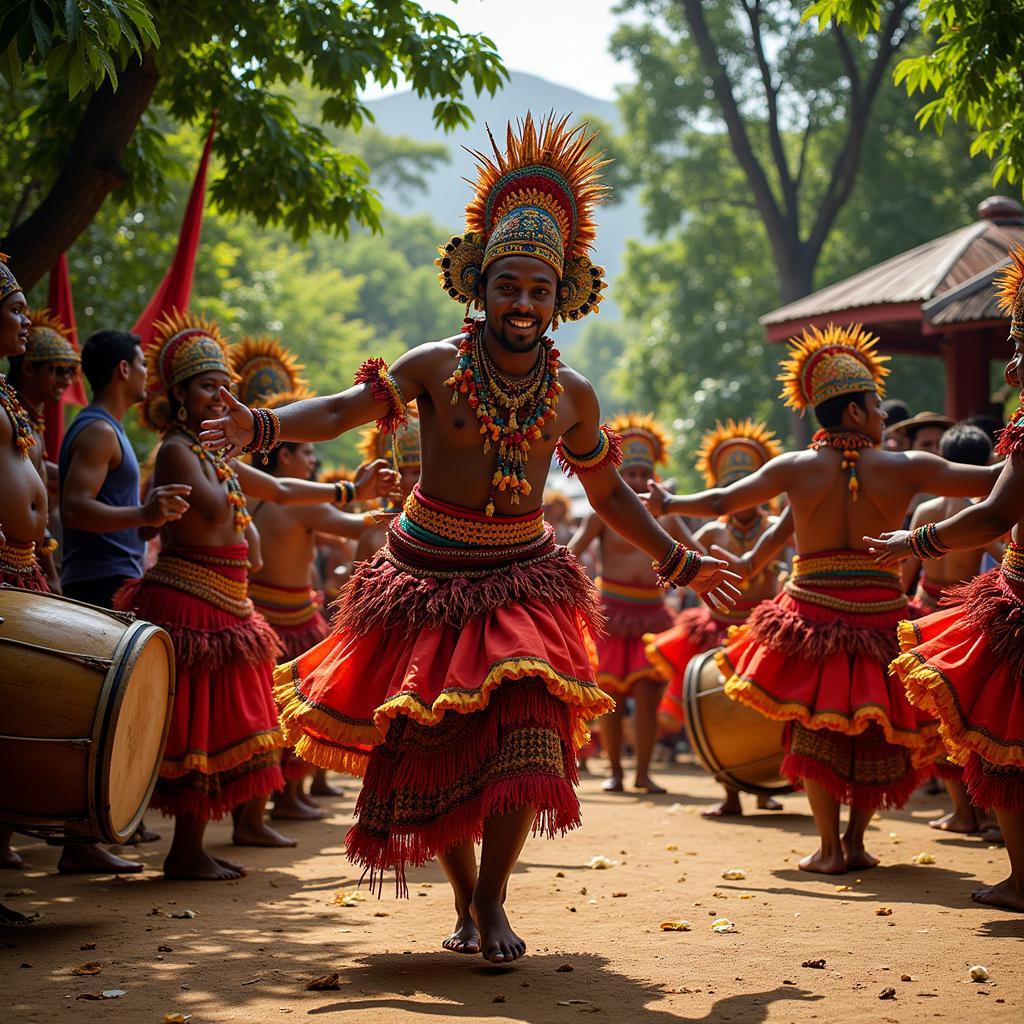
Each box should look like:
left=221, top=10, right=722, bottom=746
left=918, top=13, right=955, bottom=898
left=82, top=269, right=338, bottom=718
left=683, top=647, right=792, bottom=796
left=0, top=587, right=175, bottom=844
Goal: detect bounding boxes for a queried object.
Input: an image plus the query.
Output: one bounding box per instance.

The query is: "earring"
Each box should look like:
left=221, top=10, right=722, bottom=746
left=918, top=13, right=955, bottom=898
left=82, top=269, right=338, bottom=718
left=177, top=405, right=187, bottom=422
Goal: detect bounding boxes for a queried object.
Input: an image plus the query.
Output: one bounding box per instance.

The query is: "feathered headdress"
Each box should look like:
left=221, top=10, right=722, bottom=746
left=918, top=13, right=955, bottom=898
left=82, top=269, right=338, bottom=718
left=778, top=323, right=889, bottom=412
left=996, top=246, right=1024, bottom=339
left=359, top=402, right=421, bottom=470
left=697, top=418, right=781, bottom=487
left=230, top=335, right=313, bottom=410
left=141, top=311, right=232, bottom=432
left=0, top=253, right=21, bottom=304
left=436, top=112, right=611, bottom=323
left=25, top=309, right=80, bottom=365
left=317, top=465, right=354, bottom=485
left=607, top=412, right=671, bottom=472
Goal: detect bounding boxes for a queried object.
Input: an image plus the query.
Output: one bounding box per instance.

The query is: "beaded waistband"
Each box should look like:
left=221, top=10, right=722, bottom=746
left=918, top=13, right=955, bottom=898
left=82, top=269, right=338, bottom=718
left=785, top=550, right=907, bottom=614
left=0, top=539, right=38, bottom=575
left=146, top=549, right=253, bottom=618
left=1001, top=542, right=1024, bottom=590
left=597, top=577, right=665, bottom=606
left=249, top=580, right=322, bottom=627
left=400, top=486, right=546, bottom=549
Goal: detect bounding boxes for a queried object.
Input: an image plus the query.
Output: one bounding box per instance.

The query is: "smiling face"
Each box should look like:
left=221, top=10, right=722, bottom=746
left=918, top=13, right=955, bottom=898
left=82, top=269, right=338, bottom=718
left=24, top=360, right=78, bottom=403
left=0, top=292, right=30, bottom=360
left=1006, top=333, right=1024, bottom=392
left=482, top=255, right=559, bottom=355
left=173, top=370, right=231, bottom=430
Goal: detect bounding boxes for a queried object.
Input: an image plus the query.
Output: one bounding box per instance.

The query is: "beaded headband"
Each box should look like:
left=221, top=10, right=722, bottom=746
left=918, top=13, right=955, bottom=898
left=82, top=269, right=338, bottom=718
left=0, top=253, right=22, bottom=304
left=436, top=112, right=611, bottom=324
left=24, top=309, right=80, bottom=365
left=142, top=311, right=233, bottom=432
left=779, top=323, right=889, bottom=412
left=607, top=412, right=671, bottom=472
left=229, top=335, right=313, bottom=410
left=359, top=402, right=421, bottom=469
left=697, top=418, right=782, bottom=487
left=996, top=246, right=1024, bottom=340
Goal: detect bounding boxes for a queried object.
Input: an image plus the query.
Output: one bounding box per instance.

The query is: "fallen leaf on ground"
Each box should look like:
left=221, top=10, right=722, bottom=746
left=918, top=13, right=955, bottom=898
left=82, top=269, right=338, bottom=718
left=721, top=869, right=746, bottom=880
left=158, top=945, right=174, bottom=953
left=711, top=918, right=736, bottom=934
left=876, top=907, right=893, bottom=916
left=169, top=909, right=198, bottom=919
left=901, top=975, right=916, bottom=982
left=802, top=959, right=826, bottom=969
left=557, top=999, right=591, bottom=1006
left=102, top=990, right=127, bottom=998
left=911, top=853, right=935, bottom=865
left=328, top=890, right=366, bottom=907
left=72, top=962, right=102, bottom=976
left=80, top=941, right=96, bottom=950
left=306, top=973, right=341, bottom=991
left=659, top=920, right=692, bottom=932
left=969, top=965, right=990, bottom=982
left=586, top=855, right=615, bottom=869
left=739, top=893, right=754, bottom=900
left=879, top=987, right=897, bottom=1000
left=835, top=884, right=853, bottom=892
left=164, top=1015, right=192, bottom=1023
left=665, top=843, right=679, bottom=851
left=612, top=892, right=628, bottom=898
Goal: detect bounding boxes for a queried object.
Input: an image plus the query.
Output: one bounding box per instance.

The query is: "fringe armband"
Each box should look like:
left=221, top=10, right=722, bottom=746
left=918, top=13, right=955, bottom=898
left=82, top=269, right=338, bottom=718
left=995, top=403, right=1024, bottom=458
left=355, top=357, right=408, bottom=434
left=555, top=425, right=622, bottom=477
left=652, top=542, right=703, bottom=590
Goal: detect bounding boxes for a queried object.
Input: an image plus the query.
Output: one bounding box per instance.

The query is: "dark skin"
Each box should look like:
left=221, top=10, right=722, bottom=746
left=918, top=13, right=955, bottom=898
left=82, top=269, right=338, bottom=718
left=201, top=253, right=741, bottom=964
left=867, top=336, right=1024, bottom=912
left=648, top=391, right=1002, bottom=875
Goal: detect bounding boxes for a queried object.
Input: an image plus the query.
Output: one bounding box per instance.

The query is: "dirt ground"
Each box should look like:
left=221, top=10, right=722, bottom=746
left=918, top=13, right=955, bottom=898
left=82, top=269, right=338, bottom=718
left=3, top=757, right=1022, bottom=1024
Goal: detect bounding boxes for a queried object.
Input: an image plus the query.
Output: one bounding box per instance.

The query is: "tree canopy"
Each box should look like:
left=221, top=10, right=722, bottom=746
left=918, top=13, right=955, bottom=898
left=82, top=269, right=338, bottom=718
left=0, top=0, right=505, bottom=287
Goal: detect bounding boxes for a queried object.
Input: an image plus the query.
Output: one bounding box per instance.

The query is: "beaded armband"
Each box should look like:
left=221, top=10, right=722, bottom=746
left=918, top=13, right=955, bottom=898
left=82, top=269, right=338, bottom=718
left=995, top=403, right=1024, bottom=458
left=907, top=522, right=949, bottom=561
left=334, top=480, right=357, bottom=505
left=555, top=425, right=623, bottom=478
left=653, top=542, right=702, bottom=590
left=242, top=406, right=281, bottom=459
left=355, top=357, right=408, bottom=434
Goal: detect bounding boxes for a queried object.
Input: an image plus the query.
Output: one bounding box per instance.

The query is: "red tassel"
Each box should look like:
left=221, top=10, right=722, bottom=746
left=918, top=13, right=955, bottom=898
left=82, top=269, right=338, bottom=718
left=944, top=568, right=1024, bottom=680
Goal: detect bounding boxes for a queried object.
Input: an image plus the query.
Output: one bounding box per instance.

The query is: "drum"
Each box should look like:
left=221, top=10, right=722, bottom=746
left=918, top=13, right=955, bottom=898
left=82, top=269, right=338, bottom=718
left=0, top=587, right=175, bottom=844
left=683, top=647, right=792, bottom=796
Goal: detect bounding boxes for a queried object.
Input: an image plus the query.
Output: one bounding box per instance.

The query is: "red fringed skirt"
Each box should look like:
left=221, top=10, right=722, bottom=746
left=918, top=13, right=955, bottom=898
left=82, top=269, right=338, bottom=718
left=647, top=602, right=758, bottom=732
left=595, top=577, right=672, bottom=696
left=0, top=539, right=49, bottom=592
left=115, top=544, right=286, bottom=820
left=274, top=488, right=611, bottom=890
left=892, top=551, right=1024, bottom=812
left=717, top=551, right=940, bottom=810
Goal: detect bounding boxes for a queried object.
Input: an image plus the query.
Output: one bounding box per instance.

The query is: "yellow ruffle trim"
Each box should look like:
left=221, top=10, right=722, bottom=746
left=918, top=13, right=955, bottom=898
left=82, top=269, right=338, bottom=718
left=597, top=665, right=662, bottom=696
left=159, top=729, right=286, bottom=780
left=273, top=656, right=615, bottom=778
left=716, top=649, right=942, bottom=768
left=642, top=631, right=675, bottom=684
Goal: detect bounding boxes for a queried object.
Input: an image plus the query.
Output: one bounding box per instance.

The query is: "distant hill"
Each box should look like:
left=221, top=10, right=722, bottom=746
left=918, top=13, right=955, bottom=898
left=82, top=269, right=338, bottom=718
left=366, top=71, right=648, bottom=337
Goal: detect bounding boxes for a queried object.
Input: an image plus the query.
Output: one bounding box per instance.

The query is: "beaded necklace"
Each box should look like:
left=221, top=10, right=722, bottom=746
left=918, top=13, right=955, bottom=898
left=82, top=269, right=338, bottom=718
left=22, top=399, right=45, bottom=436
left=446, top=316, right=563, bottom=516
left=809, top=429, right=876, bottom=501
left=0, top=376, right=37, bottom=459
left=175, top=425, right=253, bottom=532
left=725, top=508, right=767, bottom=549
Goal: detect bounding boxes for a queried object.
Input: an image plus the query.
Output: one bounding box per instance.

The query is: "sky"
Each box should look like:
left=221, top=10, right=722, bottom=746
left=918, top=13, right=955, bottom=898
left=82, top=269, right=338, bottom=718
left=366, top=0, right=639, bottom=101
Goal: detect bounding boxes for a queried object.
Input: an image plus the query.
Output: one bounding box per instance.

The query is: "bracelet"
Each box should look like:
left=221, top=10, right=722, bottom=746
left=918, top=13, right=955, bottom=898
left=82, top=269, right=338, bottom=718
left=907, top=522, right=949, bottom=561
left=242, top=407, right=283, bottom=459
left=652, top=541, right=702, bottom=590
left=334, top=480, right=356, bottom=505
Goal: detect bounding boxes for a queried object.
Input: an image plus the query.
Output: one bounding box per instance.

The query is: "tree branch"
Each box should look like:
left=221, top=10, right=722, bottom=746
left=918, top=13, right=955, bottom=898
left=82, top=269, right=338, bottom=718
left=1, top=51, right=159, bottom=290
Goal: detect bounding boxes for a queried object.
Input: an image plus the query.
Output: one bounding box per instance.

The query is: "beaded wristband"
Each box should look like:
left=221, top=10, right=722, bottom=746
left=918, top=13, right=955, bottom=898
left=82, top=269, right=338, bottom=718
left=334, top=480, right=356, bottom=505
left=908, top=522, right=948, bottom=560
left=652, top=542, right=702, bottom=590
left=242, top=406, right=283, bottom=455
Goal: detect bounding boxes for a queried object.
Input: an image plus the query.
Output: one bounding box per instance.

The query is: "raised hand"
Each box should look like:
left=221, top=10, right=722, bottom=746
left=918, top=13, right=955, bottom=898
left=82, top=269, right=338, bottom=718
left=863, top=531, right=913, bottom=566
left=642, top=479, right=673, bottom=518
left=354, top=459, right=402, bottom=503
left=200, top=387, right=254, bottom=457
left=689, top=556, right=743, bottom=611
left=143, top=484, right=192, bottom=526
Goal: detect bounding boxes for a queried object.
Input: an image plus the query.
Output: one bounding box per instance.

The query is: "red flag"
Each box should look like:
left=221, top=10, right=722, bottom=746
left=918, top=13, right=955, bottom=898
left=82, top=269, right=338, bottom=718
left=132, top=116, right=217, bottom=348
left=43, top=252, right=88, bottom=457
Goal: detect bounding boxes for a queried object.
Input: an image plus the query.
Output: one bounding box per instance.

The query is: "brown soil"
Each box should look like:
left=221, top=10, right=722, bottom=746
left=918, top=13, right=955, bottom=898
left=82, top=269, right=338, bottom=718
left=3, top=759, right=1022, bottom=1023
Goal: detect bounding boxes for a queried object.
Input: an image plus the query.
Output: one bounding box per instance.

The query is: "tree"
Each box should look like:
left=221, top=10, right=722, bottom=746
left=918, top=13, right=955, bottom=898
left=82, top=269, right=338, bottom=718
left=807, top=1, right=1024, bottom=189
left=0, top=0, right=506, bottom=287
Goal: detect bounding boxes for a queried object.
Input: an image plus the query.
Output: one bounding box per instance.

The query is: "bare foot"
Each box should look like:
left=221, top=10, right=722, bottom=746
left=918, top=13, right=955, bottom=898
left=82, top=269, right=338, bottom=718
left=798, top=848, right=847, bottom=874
left=0, top=902, right=32, bottom=925
left=213, top=856, right=248, bottom=876
left=971, top=877, right=1024, bottom=912
left=602, top=775, right=624, bottom=793
left=309, top=771, right=344, bottom=797
left=843, top=847, right=880, bottom=870
left=979, top=824, right=1004, bottom=843
left=929, top=809, right=979, bottom=834
left=634, top=777, right=667, bottom=794
left=441, top=912, right=481, bottom=954
left=58, top=844, right=143, bottom=875
left=296, top=790, right=326, bottom=813
left=0, top=847, right=26, bottom=870
left=271, top=793, right=328, bottom=821
left=232, top=820, right=297, bottom=847
left=702, top=797, right=743, bottom=818
left=757, top=796, right=783, bottom=811
left=471, top=897, right=526, bottom=964
left=164, top=851, right=245, bottom=881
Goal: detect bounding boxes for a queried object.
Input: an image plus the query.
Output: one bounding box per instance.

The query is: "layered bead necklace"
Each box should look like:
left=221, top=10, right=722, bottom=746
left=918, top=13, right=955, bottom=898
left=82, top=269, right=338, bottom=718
left=176, top=425, right=253, bottom=532
left=0, top=376, right=37, bottom=459
left=809, top=429, right=876, bottom=500
left=446, top=317, right=563, bottom=516
left=725, top=508, right=767, bottom=549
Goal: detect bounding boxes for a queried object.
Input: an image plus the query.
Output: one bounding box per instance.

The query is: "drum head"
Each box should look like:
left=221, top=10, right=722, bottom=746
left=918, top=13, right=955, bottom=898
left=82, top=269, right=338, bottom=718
left=101, top=625, right=175, bottom=842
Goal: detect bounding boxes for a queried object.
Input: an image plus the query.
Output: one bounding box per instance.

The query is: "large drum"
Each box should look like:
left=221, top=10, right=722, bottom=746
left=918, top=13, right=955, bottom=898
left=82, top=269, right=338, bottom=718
left=0, top=587, right=174, bottom=845
left=683, top=647, right=792, bottom=796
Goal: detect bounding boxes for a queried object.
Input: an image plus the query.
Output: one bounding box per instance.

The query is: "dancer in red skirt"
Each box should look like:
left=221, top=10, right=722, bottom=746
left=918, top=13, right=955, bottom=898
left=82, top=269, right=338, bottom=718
left=648, top=323, right=1000, bottom=874
left=201, top=114, right=740, bottom=961
left=647, top=418, right=787, bottom=816
left=569, top=413, right=696, bottom=795
left=876, top=248, right=1024, bottom=912
left=115, top=313, right=346, bottom=880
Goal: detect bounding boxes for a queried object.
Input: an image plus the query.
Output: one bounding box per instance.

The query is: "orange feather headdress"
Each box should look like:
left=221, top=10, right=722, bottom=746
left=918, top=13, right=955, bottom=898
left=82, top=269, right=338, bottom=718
left=229, top=335, right=313, bottom=410
left=607, top=412, right=671, bottom=472
left=996, top=245, right=1024, bottom=339
left=697, top=419, right=781, bottom=487
left=24, top=309, right=79, bottom=365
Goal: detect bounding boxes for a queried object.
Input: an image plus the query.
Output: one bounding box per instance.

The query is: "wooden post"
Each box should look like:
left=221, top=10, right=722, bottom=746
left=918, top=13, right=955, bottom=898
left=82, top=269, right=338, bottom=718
left=943, top=330, right=992, bottom=419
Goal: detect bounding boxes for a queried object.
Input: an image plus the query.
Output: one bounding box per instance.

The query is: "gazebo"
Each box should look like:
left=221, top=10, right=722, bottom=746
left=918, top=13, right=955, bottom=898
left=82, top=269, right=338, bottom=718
left=760, top=197, right=1024, bottom=419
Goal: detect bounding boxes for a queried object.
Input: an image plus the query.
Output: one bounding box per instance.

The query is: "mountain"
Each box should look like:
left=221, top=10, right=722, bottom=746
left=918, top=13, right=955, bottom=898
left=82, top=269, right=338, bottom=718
left=365, top=71, right=648, bottom=335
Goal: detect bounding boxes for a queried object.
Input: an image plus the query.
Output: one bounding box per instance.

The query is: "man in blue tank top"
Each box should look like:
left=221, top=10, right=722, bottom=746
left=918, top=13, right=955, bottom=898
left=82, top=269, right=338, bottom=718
left=60, top=330, right=191, bottom=608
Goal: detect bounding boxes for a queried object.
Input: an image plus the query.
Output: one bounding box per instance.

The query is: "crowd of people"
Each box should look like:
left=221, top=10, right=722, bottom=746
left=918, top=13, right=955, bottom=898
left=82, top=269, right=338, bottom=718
left=1, top=114, right=1022, bottom=963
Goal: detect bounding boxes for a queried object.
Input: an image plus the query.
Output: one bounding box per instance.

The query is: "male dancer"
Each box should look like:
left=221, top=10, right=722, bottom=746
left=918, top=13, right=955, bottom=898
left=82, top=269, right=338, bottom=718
left=568, top=413, right=693, bottom=794
left=648, top=323, right=1000, bottom=874
left=647, top=419, right=786, bottom=816
left=880, top=248, right=1024, bottom=911
left=202, top=114, right=739, bottom=961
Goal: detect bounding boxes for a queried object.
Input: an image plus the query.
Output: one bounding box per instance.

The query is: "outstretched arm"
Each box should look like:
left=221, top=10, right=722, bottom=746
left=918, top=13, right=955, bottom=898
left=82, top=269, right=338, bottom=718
left=645, top=455, right=794, bottom=519
left=236, top=461, right=344, bottom=505
left=903, top=451, right=1003, bottom=498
